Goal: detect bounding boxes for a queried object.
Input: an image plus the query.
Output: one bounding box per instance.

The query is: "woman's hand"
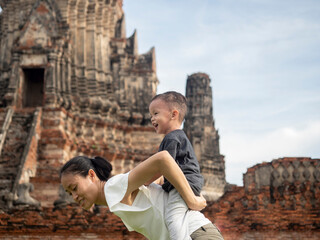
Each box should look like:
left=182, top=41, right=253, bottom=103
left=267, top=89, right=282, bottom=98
left=188, top=194, right=207, bottom=211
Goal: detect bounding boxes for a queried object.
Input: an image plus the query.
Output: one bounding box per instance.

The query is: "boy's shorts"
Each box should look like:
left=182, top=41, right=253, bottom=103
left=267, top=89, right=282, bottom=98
left=190, top=223, right=224, bottom=240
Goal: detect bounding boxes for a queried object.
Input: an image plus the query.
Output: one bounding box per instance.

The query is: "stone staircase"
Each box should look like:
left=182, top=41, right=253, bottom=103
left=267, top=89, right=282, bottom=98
left=0, top=108, right=41, bottom=209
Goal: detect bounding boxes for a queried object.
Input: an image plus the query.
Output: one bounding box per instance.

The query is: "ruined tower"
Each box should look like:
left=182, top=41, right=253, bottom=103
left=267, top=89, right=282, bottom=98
left=184, top=72, right=226, bottom=200
left=0, top=0, right=161, bottom=209
left=0, top=0, right=157, bottom=117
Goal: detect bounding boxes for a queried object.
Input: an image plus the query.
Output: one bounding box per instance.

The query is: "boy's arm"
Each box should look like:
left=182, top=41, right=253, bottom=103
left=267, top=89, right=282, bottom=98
left=126, top=151, right=206, bottom=211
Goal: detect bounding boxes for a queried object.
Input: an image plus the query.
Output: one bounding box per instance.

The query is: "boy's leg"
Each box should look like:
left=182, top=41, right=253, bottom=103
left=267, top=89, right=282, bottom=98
left=165, top=189, right=192, bottom=240
left=190, top=223, right=224, bottom=240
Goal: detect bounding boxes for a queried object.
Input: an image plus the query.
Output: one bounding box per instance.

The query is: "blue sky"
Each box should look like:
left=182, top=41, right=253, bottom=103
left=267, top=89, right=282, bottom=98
left=123, top=0, right=320, bottom=185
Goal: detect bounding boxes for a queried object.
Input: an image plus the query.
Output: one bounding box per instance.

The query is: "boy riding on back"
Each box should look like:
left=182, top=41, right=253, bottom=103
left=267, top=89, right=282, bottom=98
left=148, top=91, right=220, bottom=240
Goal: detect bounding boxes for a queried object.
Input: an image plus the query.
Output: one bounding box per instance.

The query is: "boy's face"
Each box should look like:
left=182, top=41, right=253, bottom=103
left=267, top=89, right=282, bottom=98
left=149, top=99, right=178, bottom=135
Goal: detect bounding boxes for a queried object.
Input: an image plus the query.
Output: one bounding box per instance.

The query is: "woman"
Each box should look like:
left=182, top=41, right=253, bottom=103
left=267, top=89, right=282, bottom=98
left=60, top=151, right=223, bottom=240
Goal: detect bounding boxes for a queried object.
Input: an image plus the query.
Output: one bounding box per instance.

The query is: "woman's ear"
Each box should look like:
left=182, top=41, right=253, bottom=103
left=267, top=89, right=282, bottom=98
left=88, top=169, right=96, bottom=180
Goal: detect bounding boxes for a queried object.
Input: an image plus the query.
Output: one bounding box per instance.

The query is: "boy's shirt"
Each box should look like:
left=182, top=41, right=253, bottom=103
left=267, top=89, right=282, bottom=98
left=158, top=129, right=203, bottom=196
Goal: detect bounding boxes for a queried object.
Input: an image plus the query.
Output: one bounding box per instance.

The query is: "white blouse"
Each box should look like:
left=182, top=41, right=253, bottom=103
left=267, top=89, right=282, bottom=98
left=104, top=172, right=170, bottom=240
left=104, top=172, right=211, bottom=240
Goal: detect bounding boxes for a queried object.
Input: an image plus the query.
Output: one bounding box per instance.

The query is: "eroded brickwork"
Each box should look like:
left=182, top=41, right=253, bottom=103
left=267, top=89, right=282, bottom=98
left=0, top=0, right=161, bottom=210
left=206, top=157, right=320, bottom=234
left=31, top=107, right=161, bottom=207
left=1, top=157, right=319, bottom=239
left=0, top=204, right=144, bottom=239
left=0, top=0, right=157, bottom=118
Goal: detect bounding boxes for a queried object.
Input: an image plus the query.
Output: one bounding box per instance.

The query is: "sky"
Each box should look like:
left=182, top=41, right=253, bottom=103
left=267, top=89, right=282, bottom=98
left=123, top=0, right=320, bottom=186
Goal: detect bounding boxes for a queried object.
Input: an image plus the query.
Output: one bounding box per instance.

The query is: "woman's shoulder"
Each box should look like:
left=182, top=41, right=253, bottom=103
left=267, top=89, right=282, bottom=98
left=105, top=173, right=129, bottom=210
left=106, top=172, right=129, bottom=186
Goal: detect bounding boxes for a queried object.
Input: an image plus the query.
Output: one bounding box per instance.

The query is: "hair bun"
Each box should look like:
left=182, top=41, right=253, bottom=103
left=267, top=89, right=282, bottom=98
left=91, top=156, right=113, bottom=180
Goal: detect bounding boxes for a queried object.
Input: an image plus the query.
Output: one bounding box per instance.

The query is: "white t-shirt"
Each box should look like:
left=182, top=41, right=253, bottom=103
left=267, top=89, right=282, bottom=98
left=104, top=172, right=210, bottom=240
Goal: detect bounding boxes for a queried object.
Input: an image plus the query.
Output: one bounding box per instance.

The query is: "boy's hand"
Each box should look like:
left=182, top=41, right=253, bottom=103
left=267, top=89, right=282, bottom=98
left=188, top=194, right=207, bottom=211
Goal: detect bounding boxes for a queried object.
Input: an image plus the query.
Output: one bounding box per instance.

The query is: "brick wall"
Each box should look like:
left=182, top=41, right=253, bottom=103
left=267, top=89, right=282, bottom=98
left=31, top=108, right=162, bottom=207
left=205, top=157, right=320, bottom=235
left=0, top=205, right=144, bottom=239
left=1, top=202, right=320, bottom=239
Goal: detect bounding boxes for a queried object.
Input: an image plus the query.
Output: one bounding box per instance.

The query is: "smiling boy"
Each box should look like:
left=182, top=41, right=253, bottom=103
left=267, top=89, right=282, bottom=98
left=148, top=91, right=219, bottom=240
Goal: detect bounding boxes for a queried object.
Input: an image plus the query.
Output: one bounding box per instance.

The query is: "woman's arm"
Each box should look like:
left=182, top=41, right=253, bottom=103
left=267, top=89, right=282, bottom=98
left=144, top=173, right=162, bottom=186
left=125, top=151, right=206, bottom=211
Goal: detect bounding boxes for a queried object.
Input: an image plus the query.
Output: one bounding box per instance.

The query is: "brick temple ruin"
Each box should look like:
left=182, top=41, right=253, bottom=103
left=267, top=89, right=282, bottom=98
left=0, top=0, right=319, bottom=239
left=184, top=73, right=226, bottom=200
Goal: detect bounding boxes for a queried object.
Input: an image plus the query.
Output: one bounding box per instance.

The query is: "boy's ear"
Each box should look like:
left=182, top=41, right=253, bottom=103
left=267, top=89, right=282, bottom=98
left=171, top=110, right=179, bottom=119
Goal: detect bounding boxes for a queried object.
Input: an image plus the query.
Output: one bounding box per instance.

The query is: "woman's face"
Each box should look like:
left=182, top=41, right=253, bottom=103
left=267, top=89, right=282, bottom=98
left=61, top=170, right=99, bottom=210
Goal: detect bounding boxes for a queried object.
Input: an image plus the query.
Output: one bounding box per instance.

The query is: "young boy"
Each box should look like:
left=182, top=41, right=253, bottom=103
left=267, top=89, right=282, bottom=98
left=148, top=91, right=212, bottom=240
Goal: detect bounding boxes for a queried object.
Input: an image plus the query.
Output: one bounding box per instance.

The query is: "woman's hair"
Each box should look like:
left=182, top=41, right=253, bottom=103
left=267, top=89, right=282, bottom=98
left=60, top=156, right=113, bottom=181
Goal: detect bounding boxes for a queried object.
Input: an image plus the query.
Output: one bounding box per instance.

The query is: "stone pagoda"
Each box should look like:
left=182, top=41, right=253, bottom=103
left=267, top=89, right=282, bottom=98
left=0, top=0, right=162, bottom=209
left=184, top=72, right=226, bottom=200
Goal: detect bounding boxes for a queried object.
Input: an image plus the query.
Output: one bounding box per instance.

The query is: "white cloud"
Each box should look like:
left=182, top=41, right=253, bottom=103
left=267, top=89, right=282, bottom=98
left=222, top=121, right=320, bottom=185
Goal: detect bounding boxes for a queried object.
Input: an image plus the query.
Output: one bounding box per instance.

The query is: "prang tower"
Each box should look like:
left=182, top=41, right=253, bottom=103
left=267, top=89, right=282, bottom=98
left=0, top=0, right=161, bottom=209
left=184, top=72, right=226, bottom=200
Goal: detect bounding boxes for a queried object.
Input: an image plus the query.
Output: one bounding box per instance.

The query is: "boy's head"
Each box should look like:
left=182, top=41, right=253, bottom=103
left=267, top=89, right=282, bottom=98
left=149, top=91, right=187, bottom=135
